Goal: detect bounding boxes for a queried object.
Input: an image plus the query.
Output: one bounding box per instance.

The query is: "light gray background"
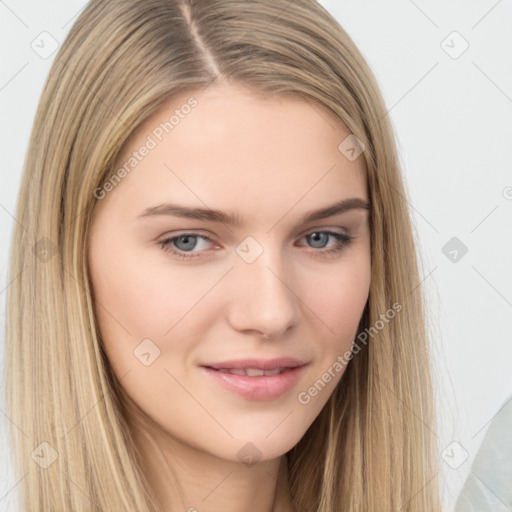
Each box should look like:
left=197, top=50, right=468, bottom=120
left=1, top=1, right=511, bottom=510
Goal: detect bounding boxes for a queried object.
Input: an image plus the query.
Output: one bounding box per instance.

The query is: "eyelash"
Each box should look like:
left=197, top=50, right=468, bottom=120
left=158, top=230, right=354, bottom=260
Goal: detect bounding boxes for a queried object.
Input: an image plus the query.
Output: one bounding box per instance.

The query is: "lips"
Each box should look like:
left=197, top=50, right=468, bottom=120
left=202, top=357, right=305, bottom=372
left=217, top=367, right=283, bottom=376
left=200, top=358, right=307, bottom=400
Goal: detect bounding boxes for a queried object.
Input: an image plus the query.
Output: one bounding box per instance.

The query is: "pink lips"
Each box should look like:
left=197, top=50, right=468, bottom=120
left=200, top=357, right=307, bottom=400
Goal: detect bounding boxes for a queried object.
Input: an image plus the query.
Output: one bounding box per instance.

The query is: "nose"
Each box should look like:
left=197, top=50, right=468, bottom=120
left=226, top=246, right=301, bottom=339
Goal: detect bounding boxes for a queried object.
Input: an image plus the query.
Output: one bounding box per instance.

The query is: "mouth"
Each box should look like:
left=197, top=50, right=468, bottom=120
left=212, top=367, right=291, bottom=376
left=202, top=357, right=305, bottom=372
left=200, top=358, right=307, bottom=400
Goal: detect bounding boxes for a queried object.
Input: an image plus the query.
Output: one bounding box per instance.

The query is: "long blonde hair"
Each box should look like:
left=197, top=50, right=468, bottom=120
left=5, top=0, right=440, bottom=510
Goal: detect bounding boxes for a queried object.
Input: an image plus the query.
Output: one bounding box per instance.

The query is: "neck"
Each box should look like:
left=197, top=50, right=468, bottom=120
left=130, top=423, right=295, bottom=512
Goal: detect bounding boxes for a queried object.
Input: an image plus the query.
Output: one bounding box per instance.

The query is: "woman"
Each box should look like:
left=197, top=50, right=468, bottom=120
left=5, top=0, right=441, bottom=510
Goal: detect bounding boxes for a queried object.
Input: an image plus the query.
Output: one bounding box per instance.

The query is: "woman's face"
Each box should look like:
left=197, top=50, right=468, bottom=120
left=88, top=82, right=371, bottom=463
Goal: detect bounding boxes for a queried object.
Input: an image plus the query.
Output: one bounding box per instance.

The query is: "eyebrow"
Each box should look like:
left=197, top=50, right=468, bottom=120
left=137, top=197, right=371, bottom=226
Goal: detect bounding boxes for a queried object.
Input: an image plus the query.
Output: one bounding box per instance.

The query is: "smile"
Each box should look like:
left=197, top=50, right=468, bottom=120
left=200, top=362, right=307, bottom=400
left=216, top=367, right=285, bottom=376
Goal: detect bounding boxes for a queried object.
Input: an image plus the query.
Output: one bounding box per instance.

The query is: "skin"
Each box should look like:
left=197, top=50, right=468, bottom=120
left=88, top=81, right=371, bottom=512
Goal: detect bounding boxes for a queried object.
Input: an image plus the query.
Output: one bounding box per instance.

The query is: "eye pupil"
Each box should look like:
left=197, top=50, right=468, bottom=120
left=308, top=232, right=328, bottom=248
left=175, top=235, right=197, bottom=251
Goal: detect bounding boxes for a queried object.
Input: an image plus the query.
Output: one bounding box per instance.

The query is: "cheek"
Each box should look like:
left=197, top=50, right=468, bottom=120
left=304, top=256, right=371, bottom=342
left=292, top=258, right=370, bottom=412
left=331, top=273, right=370, bottom=338
left=91, top=239, right=191, bottom=331
left=88, top=239, right=225, bottom=371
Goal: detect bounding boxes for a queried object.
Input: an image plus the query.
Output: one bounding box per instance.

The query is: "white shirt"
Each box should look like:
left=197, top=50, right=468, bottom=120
left=455, top=394, right=512, bottom=511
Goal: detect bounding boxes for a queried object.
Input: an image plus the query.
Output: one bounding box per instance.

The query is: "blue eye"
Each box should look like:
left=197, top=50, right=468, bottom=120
left=159, top=233, right=213, bottom=259
left=158, top=230, right=354, bottom=260
left=301, top=231, right=354, bottom=259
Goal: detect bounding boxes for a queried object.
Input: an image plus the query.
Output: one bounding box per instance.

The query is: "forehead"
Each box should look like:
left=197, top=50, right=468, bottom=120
left=121, top=82, right=364, bottom=165
left=101, top=83, right=367, bottom=222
